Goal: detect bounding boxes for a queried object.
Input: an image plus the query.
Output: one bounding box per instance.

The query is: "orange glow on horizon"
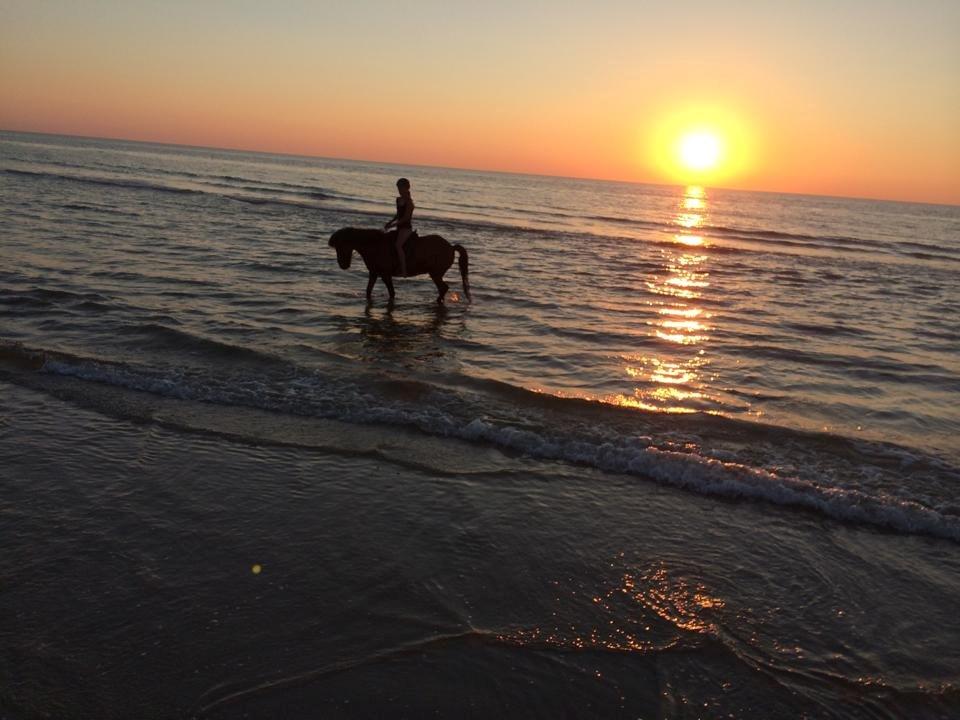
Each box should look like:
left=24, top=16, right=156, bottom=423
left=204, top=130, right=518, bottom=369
left=1, top=4, right=957, bottom=204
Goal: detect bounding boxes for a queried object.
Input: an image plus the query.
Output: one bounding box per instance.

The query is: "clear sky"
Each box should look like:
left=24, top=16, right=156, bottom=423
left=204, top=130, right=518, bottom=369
left=2, top=0, right=958, bottom=203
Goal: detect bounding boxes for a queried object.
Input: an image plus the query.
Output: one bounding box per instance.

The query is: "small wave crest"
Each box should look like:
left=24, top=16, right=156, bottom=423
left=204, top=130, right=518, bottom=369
left=2, top=167, right=360, bottom=210
left=119, top=323, right=286, bottom=365
left=4, top=167, right=205, bottom=196
left=0, top=287, right=112, bottom=311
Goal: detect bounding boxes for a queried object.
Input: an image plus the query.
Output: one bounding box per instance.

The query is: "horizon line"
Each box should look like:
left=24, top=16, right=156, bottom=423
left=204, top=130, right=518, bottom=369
left=2, top=127, right=956, bottom=209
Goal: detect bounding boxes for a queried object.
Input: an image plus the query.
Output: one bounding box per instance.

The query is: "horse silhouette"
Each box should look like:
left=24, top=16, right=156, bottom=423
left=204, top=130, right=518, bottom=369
left=329, top=227, right=470, bottom=304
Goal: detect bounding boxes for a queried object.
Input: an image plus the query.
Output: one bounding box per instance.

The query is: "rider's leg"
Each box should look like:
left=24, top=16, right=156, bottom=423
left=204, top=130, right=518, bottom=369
left=396, top=228, right=410, bottom=277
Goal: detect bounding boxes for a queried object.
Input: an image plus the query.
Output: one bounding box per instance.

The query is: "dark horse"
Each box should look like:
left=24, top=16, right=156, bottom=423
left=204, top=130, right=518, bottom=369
left=329, top=227, right=470, bottom=304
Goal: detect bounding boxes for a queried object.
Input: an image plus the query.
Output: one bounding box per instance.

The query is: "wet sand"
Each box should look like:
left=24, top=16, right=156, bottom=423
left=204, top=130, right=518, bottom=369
left=3, top=379, right=959, bottom=719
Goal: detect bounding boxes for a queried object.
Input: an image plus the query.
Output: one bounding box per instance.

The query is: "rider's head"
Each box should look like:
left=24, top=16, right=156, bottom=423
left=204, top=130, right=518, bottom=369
left=396, top=178, right=410, bottom=193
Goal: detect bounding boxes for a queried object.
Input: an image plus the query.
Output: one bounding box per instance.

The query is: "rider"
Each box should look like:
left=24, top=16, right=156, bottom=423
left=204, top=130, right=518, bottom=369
left=383, top=177, right=414, bottom=277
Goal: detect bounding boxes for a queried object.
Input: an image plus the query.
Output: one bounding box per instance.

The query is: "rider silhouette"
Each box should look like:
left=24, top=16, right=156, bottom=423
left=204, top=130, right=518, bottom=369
left=383, top=178, right=414, bottom=277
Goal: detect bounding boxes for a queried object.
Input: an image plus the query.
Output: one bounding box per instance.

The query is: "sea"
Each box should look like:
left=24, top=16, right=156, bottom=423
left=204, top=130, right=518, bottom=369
left=2, top=130, right=958, bottom=718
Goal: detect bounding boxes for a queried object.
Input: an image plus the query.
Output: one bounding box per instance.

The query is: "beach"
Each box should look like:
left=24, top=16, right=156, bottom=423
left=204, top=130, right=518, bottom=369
left=2, top=131, right=959, bottom=718
left=4, top=380, right=959, bottom=718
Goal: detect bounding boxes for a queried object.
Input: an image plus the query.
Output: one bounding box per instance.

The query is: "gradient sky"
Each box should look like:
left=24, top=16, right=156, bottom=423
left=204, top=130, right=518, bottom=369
left=2, top=0, right=958, bottom=203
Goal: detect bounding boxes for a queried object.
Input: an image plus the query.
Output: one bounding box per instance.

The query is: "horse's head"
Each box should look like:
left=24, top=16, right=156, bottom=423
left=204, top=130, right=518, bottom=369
left=328, top=228, right=353, bottom=269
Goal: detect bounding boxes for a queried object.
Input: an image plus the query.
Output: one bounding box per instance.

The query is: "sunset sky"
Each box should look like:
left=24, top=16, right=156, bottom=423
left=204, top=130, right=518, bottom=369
left=2, top=0, right=958, bottom=204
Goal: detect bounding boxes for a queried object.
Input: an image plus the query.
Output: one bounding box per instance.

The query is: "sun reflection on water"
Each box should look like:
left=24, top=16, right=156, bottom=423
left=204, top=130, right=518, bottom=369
left=675, top=234, right=704, bottom=246
left=495, top=562, right=726, bottom=654
left=612, top=186, right=716, bottom=413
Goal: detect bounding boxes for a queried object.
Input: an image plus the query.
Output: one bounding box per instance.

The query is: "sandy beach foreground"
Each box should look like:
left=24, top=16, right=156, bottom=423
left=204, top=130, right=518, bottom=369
left=3, top=378, right=958, bottom=719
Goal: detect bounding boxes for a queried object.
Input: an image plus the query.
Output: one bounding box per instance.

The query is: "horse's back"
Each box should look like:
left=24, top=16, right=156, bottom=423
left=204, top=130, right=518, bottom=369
left=412, top=234, right=454, bottom=271
left=420, top=234, right=454, bottom=254
left=418, top=233, right=447, bottom=245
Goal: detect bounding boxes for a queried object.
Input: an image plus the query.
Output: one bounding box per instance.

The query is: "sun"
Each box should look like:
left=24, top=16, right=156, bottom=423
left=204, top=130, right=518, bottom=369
left=644, top=105, right=752, bottom=185
left=678, top=131, right=722, bottom=172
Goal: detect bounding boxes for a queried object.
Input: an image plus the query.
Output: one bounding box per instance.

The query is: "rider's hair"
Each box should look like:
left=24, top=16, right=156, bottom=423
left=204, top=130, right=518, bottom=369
left=396, top=178, right=410, bottom=189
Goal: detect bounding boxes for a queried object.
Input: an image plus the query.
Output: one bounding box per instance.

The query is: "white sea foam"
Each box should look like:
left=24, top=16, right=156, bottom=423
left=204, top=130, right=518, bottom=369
left=457, top=419, right=960, bottom=541
left=32, top=354, right=960, bottom=543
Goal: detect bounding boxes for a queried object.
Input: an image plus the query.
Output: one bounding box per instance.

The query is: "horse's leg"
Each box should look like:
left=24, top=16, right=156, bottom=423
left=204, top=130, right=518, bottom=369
left=382, top=274, right=396, bottom=300
left=429, top=271, right=449, bottom=305
left=366, top=270, right=377, bottom=301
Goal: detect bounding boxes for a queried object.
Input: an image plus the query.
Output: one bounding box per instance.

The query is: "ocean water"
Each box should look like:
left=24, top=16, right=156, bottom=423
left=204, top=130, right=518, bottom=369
left=2, top=131, right=959, bottom=718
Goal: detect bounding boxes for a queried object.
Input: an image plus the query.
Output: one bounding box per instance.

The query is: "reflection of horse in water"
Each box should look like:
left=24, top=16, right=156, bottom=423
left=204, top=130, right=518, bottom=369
left=329, top=227, right=470, bottom=304
left=355, top=302, right=457, bottom=370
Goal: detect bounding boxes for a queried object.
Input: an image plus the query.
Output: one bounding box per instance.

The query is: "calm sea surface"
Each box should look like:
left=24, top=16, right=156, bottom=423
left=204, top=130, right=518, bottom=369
left=2, top=131, right=959, bottom=718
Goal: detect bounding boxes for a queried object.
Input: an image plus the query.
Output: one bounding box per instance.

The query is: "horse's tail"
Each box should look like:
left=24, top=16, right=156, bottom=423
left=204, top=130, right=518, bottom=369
left=452, top=244, right=471, bottom=302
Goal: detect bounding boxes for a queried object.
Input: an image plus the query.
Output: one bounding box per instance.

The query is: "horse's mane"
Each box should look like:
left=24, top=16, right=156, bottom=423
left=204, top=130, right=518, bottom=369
left=338, top=227, right=391, bottom=246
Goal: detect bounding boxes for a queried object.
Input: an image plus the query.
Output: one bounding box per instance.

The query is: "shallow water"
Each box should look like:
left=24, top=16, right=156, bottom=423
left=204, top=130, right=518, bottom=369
left=1, top=131, right=959, bottom=717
